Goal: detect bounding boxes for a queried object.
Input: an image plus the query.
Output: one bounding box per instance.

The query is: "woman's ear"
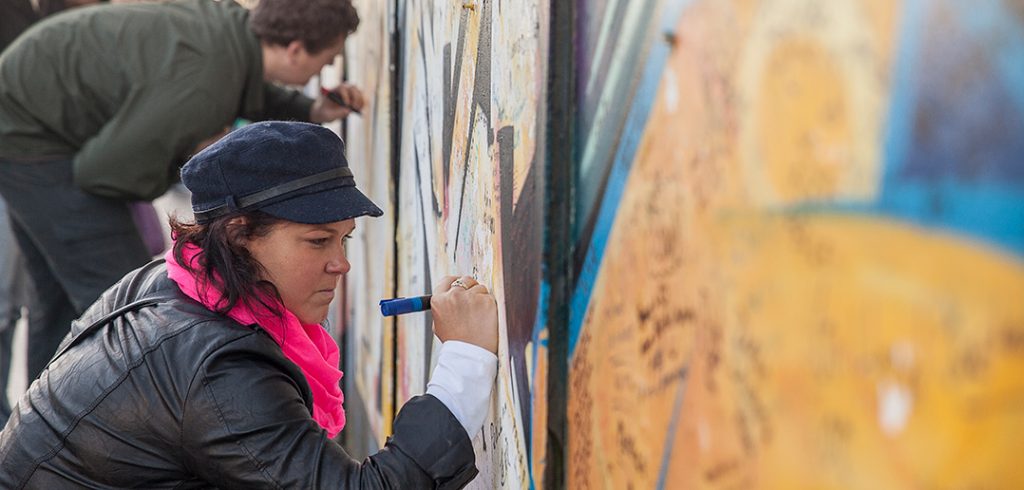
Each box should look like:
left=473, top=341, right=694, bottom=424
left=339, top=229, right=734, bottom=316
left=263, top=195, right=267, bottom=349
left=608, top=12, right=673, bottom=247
left=225, top=216, right=250, bottom=245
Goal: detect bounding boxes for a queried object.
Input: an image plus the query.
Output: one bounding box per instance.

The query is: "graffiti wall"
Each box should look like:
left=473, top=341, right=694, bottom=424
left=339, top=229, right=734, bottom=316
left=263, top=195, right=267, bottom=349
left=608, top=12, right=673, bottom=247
left=572, top=0, right=663, bottom=267
left=343, top=0, right=550, bottom=487
left=568, top=0, right=1024, bottom=489
left=340, top=0, right=1023, bottom=487
left=395, top=0, right=548, bottom=486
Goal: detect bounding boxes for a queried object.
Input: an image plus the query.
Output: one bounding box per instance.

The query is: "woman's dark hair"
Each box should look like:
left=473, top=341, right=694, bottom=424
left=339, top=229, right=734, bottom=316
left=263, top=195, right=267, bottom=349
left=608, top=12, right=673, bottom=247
left=170, top=211, right=285, bottom=316
left=249, top=0, right=360, bottom=54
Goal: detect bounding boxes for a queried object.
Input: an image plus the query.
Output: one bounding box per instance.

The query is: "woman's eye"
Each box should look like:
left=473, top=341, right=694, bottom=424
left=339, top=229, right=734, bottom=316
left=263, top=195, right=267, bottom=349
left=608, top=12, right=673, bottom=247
left=308, top=238, right=330, bottom=246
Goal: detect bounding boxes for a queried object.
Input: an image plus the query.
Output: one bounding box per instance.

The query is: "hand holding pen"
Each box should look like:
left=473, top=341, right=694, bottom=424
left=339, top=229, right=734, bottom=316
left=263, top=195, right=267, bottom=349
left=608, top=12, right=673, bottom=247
left=310, top=83, right=364, bottom=122
left=320, top=85, right=362, bottom=114
left=380, top=275, right=498, bottom=354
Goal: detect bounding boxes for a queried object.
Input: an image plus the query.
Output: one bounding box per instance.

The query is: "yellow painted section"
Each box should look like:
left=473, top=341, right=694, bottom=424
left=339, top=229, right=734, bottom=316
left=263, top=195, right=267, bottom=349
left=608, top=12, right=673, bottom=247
left=758, top=39, right=849, bottom=203
left=529, top=332, right=549, bottom=490
left=675, top=216, right=1024, bottom=489
left=572, top=211, right=1024, bottom=488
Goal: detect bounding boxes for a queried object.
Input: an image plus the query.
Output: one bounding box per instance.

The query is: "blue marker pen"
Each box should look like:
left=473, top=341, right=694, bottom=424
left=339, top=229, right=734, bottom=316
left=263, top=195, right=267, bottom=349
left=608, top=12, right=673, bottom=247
left=379, top=295, right=432, bottom=316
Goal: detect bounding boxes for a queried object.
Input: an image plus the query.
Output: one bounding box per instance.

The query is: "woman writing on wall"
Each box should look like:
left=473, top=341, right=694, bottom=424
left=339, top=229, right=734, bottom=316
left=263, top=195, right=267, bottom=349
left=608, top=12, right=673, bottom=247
left=0, top=121, right=498, bottom=489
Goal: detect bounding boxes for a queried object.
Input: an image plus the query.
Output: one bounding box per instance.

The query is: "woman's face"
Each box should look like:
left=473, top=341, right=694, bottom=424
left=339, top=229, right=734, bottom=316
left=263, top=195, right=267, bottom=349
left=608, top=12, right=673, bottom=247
left=245, top=218, right=355, bottom=324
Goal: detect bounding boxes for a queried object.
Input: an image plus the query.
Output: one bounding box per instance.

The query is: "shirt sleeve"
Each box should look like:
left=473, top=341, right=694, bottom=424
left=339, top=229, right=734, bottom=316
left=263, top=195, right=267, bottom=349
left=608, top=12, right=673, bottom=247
left=426, top=341, right=499, bottom=438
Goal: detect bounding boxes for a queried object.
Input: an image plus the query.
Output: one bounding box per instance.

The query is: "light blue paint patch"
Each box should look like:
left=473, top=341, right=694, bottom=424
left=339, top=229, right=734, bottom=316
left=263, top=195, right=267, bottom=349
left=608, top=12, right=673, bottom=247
left=879, top=0, right=923, bottom=203
left=569, top=0, right=696, bottom=358
left=950, top=0, right=1024, bottom=113
left=874, top=0, right=1024, bottom=256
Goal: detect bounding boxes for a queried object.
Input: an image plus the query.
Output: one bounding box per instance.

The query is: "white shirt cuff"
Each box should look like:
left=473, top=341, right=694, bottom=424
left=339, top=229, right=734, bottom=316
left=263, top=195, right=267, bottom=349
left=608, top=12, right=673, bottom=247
left=426, top=340, right=498, bottom=437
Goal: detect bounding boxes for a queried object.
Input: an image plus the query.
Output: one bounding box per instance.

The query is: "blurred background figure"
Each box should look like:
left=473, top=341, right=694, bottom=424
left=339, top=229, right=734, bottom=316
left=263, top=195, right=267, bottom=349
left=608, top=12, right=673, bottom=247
left=1, top=0, right=106, bottom=51
left=0, top=0, right=364, bottom=392
left=0, top=0, right=38, bottom=52
left=0, top=0, right=107, bottom=427
left=0, top=201, right=30, bottom=427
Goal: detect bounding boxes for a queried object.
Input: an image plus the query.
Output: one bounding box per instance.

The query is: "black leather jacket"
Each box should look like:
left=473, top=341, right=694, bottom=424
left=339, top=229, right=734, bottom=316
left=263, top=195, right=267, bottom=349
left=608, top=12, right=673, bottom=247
left=0, top=260, right=477, bottom=489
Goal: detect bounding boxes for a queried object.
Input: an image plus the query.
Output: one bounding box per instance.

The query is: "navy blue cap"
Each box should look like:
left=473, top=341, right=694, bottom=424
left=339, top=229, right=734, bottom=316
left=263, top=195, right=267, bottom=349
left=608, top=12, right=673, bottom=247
left=181, top=121, right=383, bottom=224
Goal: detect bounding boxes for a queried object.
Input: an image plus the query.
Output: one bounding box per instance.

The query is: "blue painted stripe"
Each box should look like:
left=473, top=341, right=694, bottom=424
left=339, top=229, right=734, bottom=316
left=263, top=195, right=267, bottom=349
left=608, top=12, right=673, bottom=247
left=951, top=0, right=1024, bottom=113
left=656, top=375, right=688, bottom=490
left=878, top=182, right=1024, bottom=255
left=526, top=280, right=549, bottom=490
left=569, top=0, right=695, bottom=358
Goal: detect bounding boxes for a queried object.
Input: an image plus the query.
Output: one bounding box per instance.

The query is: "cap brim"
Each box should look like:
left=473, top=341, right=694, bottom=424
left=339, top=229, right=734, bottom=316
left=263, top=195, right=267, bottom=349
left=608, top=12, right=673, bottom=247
left=259, top=186, right=384, bottom=224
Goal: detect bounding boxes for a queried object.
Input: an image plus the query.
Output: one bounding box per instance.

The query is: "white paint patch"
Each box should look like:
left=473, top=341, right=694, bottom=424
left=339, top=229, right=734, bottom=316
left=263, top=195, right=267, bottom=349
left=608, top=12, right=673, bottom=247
left=697, top=419, right=710, bottom=451
left=664, top=66, right=680, bottom=114
left=877, top=381, right=913, bottom=437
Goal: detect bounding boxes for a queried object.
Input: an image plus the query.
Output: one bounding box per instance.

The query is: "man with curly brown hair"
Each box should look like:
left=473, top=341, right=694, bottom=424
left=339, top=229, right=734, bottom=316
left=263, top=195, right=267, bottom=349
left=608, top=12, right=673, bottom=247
left=0, top=0, right=366, bottom=384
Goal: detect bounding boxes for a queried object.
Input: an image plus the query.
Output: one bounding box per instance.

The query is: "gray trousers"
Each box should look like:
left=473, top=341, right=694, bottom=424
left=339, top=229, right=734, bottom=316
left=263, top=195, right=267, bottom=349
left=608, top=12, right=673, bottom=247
left=0, top=158, right=151, bottom=383
left=0, top=197, right=28, bottom=420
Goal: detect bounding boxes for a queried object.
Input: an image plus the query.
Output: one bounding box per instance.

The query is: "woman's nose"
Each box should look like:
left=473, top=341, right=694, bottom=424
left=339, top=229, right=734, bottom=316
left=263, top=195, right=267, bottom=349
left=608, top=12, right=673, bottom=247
left=326, top=248, right=350, bottom=275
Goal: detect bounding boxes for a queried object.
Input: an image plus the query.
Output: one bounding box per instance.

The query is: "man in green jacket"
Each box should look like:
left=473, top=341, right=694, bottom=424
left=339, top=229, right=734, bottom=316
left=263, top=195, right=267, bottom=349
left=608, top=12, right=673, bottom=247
left=0, top=0, right=366, bottom=381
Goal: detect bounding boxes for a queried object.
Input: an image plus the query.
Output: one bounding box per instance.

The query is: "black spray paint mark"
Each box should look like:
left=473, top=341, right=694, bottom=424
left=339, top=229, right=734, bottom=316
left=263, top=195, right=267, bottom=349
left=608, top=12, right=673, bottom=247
left=499, top=125, right=542, bottom=450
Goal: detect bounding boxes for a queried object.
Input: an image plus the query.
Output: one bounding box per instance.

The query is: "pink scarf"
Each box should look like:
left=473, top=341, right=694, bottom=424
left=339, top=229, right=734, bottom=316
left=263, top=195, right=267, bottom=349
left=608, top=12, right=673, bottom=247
left=164, top=244, right=345, bottom=437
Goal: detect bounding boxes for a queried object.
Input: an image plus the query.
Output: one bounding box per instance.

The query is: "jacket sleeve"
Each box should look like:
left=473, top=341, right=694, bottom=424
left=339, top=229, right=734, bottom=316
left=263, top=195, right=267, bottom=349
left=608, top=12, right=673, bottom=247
left=181, top=334, right=478, bottom=489
left=73, top=86, right=225, bottom=201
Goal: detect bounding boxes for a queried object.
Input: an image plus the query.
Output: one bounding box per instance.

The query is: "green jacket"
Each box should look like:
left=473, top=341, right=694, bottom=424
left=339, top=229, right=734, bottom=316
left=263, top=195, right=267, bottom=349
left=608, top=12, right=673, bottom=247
left=0, top=0, right=314, bottom=200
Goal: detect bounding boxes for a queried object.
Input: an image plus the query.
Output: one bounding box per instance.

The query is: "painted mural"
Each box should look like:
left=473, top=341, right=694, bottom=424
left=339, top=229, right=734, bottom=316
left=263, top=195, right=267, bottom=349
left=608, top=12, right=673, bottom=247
left=392, top=0, right=548, bottom=487
left=573, top=0, right=664, bottom=273
left=339, top=0, right=397, bottom=447
left=568, top=1, right=1024, bottom=489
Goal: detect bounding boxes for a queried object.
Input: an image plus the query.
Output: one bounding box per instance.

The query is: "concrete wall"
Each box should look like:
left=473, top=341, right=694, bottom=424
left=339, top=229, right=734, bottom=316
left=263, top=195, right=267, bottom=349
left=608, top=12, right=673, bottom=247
left=340, top=0, right=1024, bottom=488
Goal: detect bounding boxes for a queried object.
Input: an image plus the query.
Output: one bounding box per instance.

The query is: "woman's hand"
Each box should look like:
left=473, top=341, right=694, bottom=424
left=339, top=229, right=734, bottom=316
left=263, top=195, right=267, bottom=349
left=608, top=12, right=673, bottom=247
left=430, top=275, right=499, bottom=354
